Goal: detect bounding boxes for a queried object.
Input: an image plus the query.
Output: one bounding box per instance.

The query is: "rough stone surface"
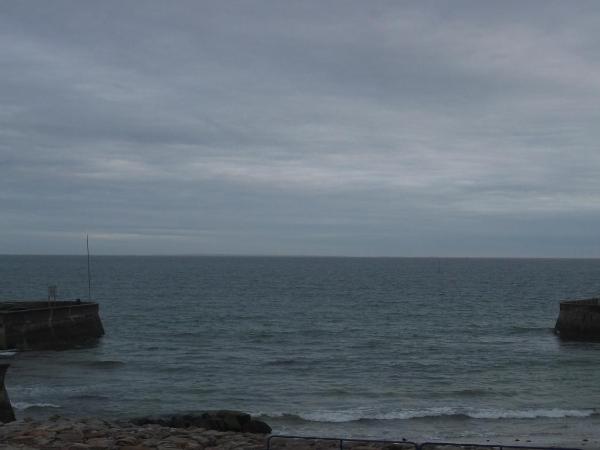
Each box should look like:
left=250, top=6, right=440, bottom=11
left=0, top=301, right=105, bottom=350
left=130, top=411, right=271, bottom=435
left=0, top=364, right=15, bottom=423
left=555, top=298, right=600, bottom=341
left=242, top=419, right=272, bottom=434
left=0, top=416, right=590, bottom=449
left=0, top=417, right=267, bottom=450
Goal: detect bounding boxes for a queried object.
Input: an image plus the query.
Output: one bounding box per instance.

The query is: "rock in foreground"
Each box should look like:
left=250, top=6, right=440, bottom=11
left=0, top=415, right=267, bottom=449
left=130, top=410, right=272, bottom=434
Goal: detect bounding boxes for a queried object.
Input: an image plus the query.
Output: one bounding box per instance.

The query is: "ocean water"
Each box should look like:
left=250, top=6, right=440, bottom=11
left=0, top=255, right=599, bottom=447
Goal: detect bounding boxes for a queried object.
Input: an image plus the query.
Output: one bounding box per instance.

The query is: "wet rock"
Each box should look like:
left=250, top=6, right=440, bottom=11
left=0, top=364, right=15, bottom=423
left=130, top=410, right=269, bottom=434
left=85, top=436, right=115, bottom=448
left=68, top=444, right=92, bottom=450
left=0, top=416, right=268, bottom=449
left=242, top=419, right=272, bottom=434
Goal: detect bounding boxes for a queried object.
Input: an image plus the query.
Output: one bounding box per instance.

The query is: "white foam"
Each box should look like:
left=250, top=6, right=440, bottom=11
left=12, top=402, right=61, bottom=410
left=468, top=408, right=595, bottom=419
left=264, top=407, right=597, bottom=423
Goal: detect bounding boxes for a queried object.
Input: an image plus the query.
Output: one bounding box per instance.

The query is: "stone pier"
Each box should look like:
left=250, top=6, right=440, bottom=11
left=0, top=301, right=104, bottom=350
left=554, top=298, right=600, bottom=341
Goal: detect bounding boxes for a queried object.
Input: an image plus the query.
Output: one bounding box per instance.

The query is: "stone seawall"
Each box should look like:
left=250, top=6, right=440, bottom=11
left=0, top=301, right=104, bottom=350
left=554, top=298, right=600, bottom=341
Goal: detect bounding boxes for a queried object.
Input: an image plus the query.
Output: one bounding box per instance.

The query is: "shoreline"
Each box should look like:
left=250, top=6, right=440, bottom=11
left=1, top=415, right=598, bottom=450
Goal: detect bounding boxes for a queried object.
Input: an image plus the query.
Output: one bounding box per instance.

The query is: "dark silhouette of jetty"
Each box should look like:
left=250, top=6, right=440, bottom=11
left=0, top=300, right=104, bottom=350
left=555, top=298, right=600, bottom=341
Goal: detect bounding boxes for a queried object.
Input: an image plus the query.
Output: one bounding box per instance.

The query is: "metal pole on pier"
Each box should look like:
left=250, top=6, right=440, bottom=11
left=87, top=234, right=92, bottom=301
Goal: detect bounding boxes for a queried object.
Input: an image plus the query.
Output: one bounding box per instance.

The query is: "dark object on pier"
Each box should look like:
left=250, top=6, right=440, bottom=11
left=0, top=301, right=104, bottom=350
left=130, top=410, right=272, bottom=434
left=554, top=298, right=600, bottom=341
left=0, top=364, right=15, bottom=423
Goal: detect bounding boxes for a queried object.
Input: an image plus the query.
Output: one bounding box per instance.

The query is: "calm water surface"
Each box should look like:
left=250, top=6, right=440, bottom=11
left=0, top=256, right=599, bottom=446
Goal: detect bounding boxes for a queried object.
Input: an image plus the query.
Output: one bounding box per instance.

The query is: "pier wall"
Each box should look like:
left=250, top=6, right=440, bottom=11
left=0, top=301, right=104, bottom=350
left=555, top=298, right=600, bottom=341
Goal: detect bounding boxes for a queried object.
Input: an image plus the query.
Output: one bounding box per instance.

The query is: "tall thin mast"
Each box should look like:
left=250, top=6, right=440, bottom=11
left=87, top=234, right=92, bottom=301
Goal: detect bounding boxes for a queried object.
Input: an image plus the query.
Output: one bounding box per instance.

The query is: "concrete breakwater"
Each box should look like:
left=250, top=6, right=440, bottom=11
left=554, top=298, right=600, bottom=341
left=0, top=301, right=104, bottom=350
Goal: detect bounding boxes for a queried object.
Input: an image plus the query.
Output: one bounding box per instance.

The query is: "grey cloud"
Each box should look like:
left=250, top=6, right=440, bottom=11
left=2, top=1, right=600, bottom=255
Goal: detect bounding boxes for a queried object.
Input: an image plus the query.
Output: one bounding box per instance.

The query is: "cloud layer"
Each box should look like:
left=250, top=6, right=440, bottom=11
left=2, top=1, right=600, bottom=256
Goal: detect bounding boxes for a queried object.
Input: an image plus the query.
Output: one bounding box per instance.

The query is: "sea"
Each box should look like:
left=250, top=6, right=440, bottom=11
left=0, top=255, right=599, bottom=447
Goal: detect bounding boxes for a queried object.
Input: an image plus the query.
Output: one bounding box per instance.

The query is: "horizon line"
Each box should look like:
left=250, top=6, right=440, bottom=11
left=1, top=253, right=600, bottom=260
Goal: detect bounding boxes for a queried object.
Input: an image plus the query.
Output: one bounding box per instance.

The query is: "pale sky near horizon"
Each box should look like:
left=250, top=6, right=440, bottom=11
left=2, top=1, right=600, bottom=257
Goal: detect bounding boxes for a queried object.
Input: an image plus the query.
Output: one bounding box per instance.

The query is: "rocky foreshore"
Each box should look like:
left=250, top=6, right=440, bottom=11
left=0, top=415, right=268, bottom=450
left=0, top=415, right=484, bottom=450
left=0, top=415, right=419, bottom=450
left=0, top=413, right=592, bottom=450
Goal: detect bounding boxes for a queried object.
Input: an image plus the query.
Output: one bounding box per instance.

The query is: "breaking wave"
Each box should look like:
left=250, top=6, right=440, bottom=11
left=12, top=402, right=61, bottom=411
left=261, top=407, right=598, bottom=423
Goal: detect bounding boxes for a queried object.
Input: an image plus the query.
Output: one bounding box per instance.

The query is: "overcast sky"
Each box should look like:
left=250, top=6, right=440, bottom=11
left=2, top=1, right=600, bottom=256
